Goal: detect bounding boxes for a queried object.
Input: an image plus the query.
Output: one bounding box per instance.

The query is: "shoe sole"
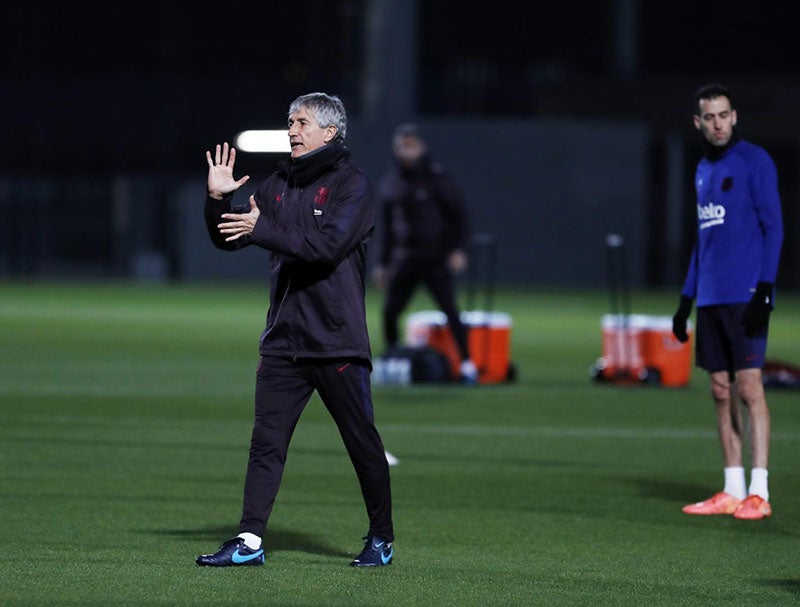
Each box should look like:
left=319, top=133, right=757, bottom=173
left=682, top=504, right=740, bottom=515
left=196, top=558, right=265, bottom=567
left=733, top=509, right=772, bottom=520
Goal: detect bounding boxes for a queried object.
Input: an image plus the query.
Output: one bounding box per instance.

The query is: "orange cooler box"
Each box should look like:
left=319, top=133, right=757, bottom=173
left=599, top=314, right=692, bottom=387
left=405, top=310, right=513, bottom=384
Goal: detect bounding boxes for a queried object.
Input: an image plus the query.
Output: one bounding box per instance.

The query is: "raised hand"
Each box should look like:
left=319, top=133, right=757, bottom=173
left=206, top=142, right=250, bottom=199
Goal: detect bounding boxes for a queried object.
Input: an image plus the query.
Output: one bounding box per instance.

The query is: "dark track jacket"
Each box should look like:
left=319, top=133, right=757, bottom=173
left=204, top=144, right=375, bottom=365
left=377, top=155, right=469, bottom=267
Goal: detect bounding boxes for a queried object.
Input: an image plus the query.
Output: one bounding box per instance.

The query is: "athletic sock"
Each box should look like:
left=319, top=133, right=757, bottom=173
left=723, top=466, right=747, bottom=500
left=237, top=532, right=262, bottom=550
left=748, top=467, right=769, bottom=502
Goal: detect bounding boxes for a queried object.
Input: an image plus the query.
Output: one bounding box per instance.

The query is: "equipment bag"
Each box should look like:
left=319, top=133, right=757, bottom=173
left=371, top=346, right=453, bottom=385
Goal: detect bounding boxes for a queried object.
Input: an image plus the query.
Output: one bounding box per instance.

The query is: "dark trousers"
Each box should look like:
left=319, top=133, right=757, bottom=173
left=238, top=355, right=394, bottom=542
left=383, top=260, right=470, bottom=360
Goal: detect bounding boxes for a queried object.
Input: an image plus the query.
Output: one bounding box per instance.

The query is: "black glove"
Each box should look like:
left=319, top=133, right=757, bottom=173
left=672, top=295, right=693, bottom=343
left=743, top=281, right=774, bottom=336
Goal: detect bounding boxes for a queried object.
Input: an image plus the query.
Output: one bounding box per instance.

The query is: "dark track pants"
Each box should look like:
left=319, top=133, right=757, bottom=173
left=238, top=355, right=394, bottom=543
left=383, top=260, right=470, bottom=360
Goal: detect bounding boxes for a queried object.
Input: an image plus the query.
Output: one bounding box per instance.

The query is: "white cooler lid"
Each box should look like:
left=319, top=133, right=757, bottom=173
left=601, top=313, right=692, bottom=330
left=406, top=309, right=512, bottom=328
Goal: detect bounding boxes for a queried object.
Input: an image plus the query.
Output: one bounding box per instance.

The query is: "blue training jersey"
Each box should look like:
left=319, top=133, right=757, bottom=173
left=682, top=139, right=783, bottom=306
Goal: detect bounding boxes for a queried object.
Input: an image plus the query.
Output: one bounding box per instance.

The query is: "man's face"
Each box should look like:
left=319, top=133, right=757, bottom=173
left=287, top=106, right=336, bottom=158
left=694, top=95, right=737, bottom=147
left=393, top=134, right=426, bottom=168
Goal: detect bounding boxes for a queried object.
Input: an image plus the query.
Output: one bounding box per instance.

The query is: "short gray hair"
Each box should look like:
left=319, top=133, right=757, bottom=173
left=288, top=92, right=347, bottom=143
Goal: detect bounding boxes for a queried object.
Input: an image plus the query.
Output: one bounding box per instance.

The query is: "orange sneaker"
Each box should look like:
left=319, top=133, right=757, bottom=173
left=733, top=494, right=772, bottom=520
left=682, top=491, right=742, bottom=515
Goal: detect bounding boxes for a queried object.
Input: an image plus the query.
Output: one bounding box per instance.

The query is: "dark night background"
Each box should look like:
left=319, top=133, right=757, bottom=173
left=2, top=1, right=798, bottom=287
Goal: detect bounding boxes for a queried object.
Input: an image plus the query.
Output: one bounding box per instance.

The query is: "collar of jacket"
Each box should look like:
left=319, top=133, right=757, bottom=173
left=278, top=144, right=350, bottom=187
left=703, top=129, right=741, bottom=161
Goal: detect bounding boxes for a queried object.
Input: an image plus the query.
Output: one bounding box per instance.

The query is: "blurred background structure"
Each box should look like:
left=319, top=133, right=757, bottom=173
left=2, top=1, right=798, bottom=289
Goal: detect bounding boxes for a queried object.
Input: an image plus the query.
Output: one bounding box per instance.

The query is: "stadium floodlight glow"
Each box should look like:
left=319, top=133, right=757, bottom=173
left=234, top=130, right=290, bottom=153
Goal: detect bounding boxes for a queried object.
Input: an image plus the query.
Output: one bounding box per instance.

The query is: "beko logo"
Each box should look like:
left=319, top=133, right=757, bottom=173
left=698, top=202, right=725, bottom=229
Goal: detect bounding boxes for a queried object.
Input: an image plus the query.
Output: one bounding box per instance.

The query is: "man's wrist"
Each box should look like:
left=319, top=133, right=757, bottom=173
left=676, top=295, right=693, bottom=318
left=208, top=191, right=225, bottom=200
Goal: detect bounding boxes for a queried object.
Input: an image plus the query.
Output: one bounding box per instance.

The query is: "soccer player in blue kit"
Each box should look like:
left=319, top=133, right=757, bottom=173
left=672, top=84, right=784, bottom=520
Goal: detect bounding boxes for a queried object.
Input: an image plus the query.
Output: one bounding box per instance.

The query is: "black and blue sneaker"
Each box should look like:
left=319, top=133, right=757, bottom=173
left=350, top=535, right=393, bottom=567
left=196, top=537, right=265, bottom=567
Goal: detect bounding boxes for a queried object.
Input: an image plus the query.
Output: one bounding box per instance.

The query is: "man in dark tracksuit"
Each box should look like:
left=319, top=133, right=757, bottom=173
left=372, top=124, right=477, bottom=383
left=196, top=93, right=394, bottom=568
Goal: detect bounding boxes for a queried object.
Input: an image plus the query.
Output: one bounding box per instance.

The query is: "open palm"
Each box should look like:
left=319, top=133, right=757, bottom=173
left=206, top=142, right=250, bottom=197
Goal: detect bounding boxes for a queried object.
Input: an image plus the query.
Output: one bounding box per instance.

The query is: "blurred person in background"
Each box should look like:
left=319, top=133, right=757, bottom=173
left=195, top=92, right=394, bottom=568
left=672, top=83, right=783, bottom=520
left=371, top=123, right=477, bottom=384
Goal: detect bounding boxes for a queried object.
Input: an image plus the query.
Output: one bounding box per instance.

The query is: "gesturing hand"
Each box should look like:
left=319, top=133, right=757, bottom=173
left=218, top=196, right=260, bottom=242
left=206, top=142, right=250, bottom=199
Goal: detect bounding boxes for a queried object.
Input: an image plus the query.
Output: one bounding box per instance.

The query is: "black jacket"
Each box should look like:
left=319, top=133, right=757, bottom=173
left=204, top=144, right=375, bottom=365
left=377, top=155, right=469, bottom=266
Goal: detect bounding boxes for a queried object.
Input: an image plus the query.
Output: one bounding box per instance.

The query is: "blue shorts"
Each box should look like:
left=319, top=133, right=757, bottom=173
left=695, top=304, right=768, bottom=375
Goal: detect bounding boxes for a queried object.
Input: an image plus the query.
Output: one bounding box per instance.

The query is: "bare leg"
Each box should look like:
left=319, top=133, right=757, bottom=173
left=682, top=371, right=753, bottom=513
left=709, top=370, right=744, bottom=467
left=734, top=368, right=770, bottom=469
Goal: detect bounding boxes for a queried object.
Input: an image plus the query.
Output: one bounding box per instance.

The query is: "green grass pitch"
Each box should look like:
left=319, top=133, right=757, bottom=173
left=1, top=281, right=799, bottom=606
